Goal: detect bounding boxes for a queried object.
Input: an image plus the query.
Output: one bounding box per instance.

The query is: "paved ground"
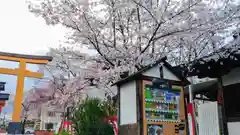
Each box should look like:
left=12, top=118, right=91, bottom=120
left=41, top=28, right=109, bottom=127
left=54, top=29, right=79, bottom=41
left=0, top=134, right=34, bottom=135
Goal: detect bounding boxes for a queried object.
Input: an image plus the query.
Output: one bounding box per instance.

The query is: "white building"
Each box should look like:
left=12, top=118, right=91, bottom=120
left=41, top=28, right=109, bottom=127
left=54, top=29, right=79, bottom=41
left=39, top=103, right=64, bottom=131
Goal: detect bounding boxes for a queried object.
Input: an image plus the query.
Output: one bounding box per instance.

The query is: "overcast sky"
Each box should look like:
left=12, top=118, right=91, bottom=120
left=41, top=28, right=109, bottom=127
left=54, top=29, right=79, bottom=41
left=0, top=0, right=67, bottom=79
left=0, top=0, right=68, bottom=55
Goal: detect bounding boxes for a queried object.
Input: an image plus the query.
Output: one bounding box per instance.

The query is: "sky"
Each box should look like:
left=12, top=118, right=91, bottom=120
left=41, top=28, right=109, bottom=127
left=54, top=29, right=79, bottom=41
left=0, top=0, right=68, bottom=114
left=0, top=0, right=68, bottom=55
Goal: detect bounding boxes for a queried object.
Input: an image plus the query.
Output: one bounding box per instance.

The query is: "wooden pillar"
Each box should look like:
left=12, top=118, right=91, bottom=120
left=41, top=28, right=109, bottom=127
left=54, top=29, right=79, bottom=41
left=12, top=61, right=26, bottom=122
left=217, top=77, right=228, bottom=135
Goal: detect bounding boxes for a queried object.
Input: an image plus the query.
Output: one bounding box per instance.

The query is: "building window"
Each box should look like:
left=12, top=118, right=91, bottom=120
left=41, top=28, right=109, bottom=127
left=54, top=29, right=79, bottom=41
left=45, top=123, right=53, bottom=130
left=48, top=111, right=56, bottom=117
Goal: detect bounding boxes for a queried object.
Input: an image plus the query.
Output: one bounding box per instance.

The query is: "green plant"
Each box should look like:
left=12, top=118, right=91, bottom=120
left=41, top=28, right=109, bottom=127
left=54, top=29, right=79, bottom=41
left=102, top=94, right=118, bottom=116
left=70, top=97, right=116, bottom=135
left=59, top=130, right=71, bottom=135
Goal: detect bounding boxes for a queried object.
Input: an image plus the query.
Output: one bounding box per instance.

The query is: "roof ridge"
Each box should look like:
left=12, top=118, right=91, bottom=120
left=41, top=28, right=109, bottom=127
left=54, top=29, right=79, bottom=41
left=0, top=51, right=52, bottom=61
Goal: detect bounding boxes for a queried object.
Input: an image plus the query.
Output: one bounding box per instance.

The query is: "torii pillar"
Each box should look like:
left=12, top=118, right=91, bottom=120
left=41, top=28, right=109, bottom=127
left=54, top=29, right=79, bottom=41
left=0, top=51, right=52, bottom=134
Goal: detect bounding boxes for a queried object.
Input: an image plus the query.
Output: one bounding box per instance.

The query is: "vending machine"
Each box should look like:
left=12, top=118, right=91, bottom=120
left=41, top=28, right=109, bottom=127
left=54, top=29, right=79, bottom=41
left=142, top=80, right=186, bottom=135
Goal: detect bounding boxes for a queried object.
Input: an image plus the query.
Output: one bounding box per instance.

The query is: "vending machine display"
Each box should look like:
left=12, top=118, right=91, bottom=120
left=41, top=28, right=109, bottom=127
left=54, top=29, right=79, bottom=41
left=144, top=84, right=181, bottom=123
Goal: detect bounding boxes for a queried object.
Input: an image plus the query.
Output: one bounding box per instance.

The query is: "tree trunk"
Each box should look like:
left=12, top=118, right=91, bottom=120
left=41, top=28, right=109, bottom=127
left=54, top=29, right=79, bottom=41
left=21, top=117, right=27, bottom=134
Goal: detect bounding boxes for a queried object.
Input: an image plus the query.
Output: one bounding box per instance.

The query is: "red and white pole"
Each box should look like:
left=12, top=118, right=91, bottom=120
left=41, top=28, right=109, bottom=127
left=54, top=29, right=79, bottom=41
left=107, top=116, right=118, bottom=135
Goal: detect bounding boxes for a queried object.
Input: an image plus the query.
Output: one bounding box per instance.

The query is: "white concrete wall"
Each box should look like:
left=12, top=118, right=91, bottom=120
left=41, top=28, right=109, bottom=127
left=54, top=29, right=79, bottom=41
left=120, top=80, right=137, bottom=125
left=228, top=122, right=240, bottom=135
left=222, top=68, right=240, bottom=86
left=142, top=65, right=180, bottom=81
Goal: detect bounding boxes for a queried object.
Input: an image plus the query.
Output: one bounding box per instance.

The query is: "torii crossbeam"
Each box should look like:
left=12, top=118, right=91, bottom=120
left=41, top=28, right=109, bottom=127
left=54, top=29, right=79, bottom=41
left=0, top=51, right=52, bottom=133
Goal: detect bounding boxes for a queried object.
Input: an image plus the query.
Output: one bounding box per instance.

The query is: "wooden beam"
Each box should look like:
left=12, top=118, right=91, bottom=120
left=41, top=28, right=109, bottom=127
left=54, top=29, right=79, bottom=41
left=0, top=51, right=52, bottom=61
left=0, top=68, right=43, bottom=78
left=0, top=55, right=50, bottom=64
left=0, top=68, right=19, bottom=75
left=25, top=70, right=43, bottom=78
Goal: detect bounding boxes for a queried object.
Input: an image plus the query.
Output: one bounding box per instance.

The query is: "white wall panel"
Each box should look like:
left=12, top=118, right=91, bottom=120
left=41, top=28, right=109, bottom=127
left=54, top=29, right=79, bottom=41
left=120, top=81, right=137, bottom=125
left=198, top=102, right=220, bottom=135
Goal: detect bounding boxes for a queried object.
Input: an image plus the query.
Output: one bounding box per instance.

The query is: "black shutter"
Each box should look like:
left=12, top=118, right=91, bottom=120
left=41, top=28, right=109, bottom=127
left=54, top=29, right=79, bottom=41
left=224, top=83, right=240, bottom=122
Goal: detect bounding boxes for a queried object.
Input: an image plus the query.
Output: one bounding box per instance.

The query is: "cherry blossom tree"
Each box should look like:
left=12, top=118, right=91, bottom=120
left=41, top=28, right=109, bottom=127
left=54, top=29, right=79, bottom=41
left=28, top=0, right=240, bottom=67
left=22, top=89, right=47, bottom=117
left=26, top=0, right=240, bottom=111
left=29, top=48, right=114, bottom=111
left=45, top=48, right=99, bottom=106
left=23, top=48, right=112, bottom=118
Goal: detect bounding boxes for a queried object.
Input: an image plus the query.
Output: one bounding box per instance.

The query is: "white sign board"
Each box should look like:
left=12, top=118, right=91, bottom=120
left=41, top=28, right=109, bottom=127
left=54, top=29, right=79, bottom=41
left=198, top=101, right=220, bottom=135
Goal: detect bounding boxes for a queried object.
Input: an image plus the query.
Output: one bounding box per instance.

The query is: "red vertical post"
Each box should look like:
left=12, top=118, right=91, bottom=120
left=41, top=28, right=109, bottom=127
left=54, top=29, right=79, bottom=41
left=107, top=116, right=118, bottom=135
left=187, top=103, right=196, bottom=135
left=0, top=101, right=5, bottom=114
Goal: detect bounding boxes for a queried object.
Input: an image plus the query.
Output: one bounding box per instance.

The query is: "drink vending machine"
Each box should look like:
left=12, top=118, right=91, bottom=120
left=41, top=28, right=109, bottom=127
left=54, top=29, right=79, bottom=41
left=142, top=80, right=186, bottom=135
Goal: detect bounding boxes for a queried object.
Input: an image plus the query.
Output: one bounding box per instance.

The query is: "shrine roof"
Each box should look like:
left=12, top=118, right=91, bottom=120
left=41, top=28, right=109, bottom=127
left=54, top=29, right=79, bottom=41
left=175, top=45, right=240, bottom=78
left=0, top=51, right=52, bottom=61
left=0, top=93, right=10, bottom=100
left=112, top=56, right=190, bottom=86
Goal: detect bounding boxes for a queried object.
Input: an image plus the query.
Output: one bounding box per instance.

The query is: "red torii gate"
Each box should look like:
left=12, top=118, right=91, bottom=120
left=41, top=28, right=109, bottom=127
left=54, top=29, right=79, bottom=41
left=0, top=51, right=52, bottom=134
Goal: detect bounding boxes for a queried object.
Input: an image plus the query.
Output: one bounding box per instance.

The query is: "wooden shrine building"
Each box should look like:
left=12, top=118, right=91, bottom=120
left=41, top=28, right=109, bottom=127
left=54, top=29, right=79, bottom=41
left=176, top=45, right=240, bottom=135
left=0, top=82, right=10, bottom=113
left=112, top=57, right=190, bottom=135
